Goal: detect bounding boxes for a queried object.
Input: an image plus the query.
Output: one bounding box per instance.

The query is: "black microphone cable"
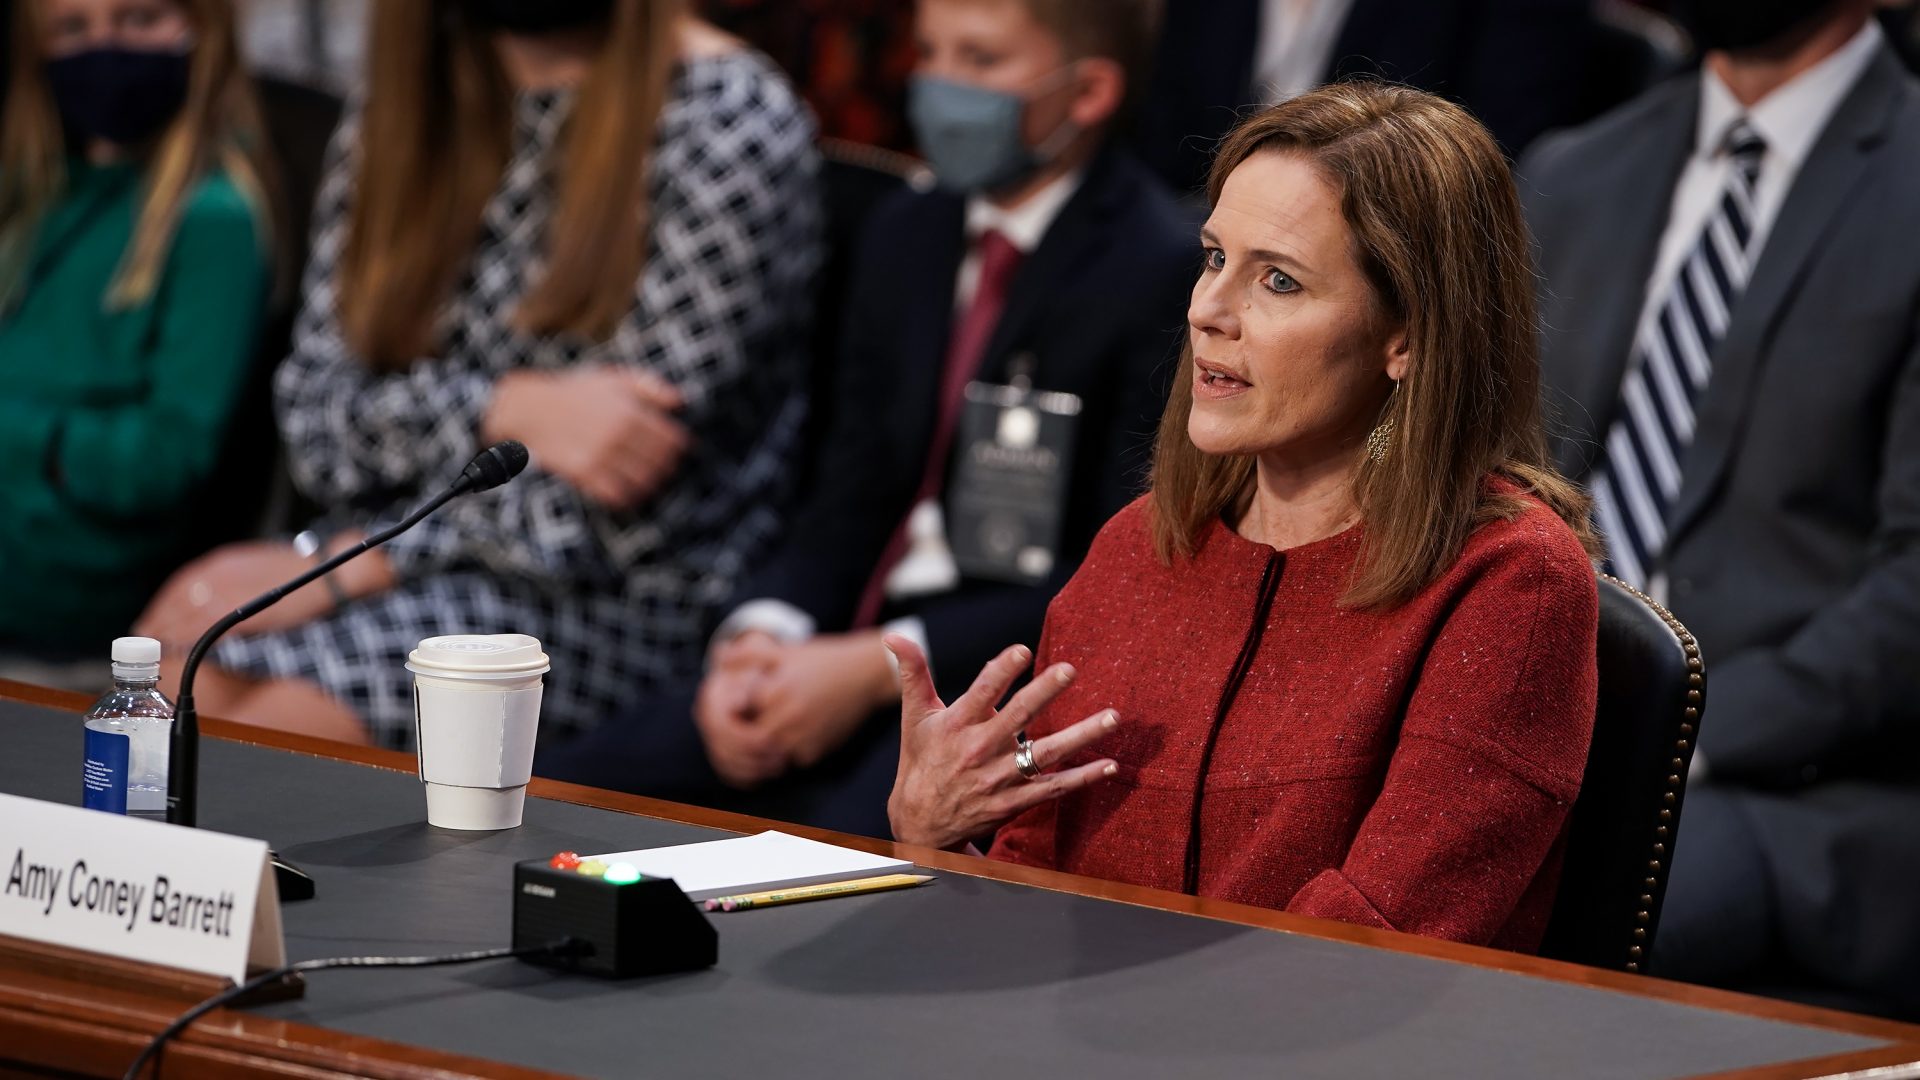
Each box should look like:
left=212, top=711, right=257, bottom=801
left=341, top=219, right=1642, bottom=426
left=120, top=936, right=588, bottom=1080
left=167, top=439, right=531, bottom=829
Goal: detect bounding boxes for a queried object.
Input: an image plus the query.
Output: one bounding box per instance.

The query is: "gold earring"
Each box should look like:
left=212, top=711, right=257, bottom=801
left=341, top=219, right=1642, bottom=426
left=1367, top=382, right=1400, bottom=463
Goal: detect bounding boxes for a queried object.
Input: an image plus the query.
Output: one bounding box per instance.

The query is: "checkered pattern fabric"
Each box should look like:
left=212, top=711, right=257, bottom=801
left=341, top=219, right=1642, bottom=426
left=213, top=52, right=821, bottom=748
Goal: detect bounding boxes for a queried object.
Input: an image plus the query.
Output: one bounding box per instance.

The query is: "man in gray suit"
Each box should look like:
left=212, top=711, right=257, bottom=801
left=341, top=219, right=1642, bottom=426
left=1520, top=0, right=1920, bottom=1015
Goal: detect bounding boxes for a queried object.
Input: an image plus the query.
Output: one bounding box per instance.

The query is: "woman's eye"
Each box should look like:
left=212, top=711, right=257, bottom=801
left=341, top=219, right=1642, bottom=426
left=1202, top=247, right=1225, bottom=272
left=48, top=14, right=89, bottom=42
left=1263, top=268, right=1299, bottom=294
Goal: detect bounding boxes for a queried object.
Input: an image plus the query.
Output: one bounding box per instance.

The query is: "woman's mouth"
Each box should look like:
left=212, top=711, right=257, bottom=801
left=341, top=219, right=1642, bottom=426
left=1194, top=358, right=1252, bottom=399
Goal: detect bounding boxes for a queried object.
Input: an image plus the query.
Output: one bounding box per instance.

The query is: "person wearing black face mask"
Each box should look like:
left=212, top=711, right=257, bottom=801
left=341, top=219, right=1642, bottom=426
left=1671, top=0, right=1852, bottom=54
left=44, top=38, right=190, bottom=145
left=0, top=0, right=280, bottom=664
left=137, top=1, right=821, bottom=754
left=1520, top=0, right=1920, bottom=1018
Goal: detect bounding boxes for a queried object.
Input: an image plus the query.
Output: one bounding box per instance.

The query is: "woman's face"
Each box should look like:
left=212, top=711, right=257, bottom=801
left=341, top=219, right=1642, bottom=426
left=1187, top=150, right=1408, bottom=467
left=40, top=0, right=190, bottom=57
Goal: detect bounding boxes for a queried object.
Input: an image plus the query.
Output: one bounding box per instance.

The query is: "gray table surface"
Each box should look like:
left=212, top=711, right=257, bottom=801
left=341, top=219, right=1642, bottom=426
left=0, top=700, right=1890, bottom=1079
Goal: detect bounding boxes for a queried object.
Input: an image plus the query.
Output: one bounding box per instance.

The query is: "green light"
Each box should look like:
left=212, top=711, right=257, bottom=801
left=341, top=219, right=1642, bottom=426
left=603, top=862, right=643, bottom=885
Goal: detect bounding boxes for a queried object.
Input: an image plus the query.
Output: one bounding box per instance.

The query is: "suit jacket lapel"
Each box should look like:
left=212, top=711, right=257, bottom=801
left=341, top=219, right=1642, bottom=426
left=974, top=153, right=1129, bottom=382
left=1547, top=80, right=1698, bottom=478
left=901, top=196, right=966, bottom=432
left=1668, top=47, right=1907, bottom=543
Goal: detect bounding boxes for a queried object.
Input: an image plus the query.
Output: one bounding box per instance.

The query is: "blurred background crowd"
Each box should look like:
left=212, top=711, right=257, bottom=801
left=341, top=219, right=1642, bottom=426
left=2, top=0, right=1916, bottom=1026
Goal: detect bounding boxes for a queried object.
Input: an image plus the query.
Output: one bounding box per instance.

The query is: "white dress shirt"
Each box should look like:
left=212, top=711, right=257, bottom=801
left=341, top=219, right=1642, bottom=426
left=1254, top=0, right=1359, bottom=103
left=713, top=170, right=1086, bottom=675
left=954, top=168, right=1083, bottom=307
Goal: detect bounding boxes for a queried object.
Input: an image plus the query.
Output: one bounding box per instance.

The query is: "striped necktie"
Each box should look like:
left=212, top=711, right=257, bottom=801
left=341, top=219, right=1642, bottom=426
left=1592, top=120, right=1768, bottom=589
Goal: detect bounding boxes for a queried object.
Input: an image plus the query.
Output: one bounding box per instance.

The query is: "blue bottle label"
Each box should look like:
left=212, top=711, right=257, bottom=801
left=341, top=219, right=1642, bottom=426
left=83, top=728, right=130, bottom=814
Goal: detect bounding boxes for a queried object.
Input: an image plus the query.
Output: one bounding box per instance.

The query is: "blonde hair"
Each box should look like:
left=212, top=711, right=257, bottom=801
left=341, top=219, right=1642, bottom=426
left=0, top=0, right=280, bottom=312
left=340, top=0, right=687, bottom=369
left=1149, top=82, right=1597, bottom=609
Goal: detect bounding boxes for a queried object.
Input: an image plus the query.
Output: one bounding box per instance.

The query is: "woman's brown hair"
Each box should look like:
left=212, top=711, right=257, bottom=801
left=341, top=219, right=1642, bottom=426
left=342, top=0, right=686, bottom=369
left=1149, top=81, right=1596, bottom=608
left=0, top=0, right=281, bottom=311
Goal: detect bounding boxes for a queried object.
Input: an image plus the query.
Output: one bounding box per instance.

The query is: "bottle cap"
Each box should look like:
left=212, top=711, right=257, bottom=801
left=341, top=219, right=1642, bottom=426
left=111, top=637, right=161, bottom=665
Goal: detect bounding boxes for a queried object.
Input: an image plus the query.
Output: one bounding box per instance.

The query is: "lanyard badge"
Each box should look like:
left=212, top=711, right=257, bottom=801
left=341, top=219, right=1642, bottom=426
left=948, top=354, right=1082, bottom=585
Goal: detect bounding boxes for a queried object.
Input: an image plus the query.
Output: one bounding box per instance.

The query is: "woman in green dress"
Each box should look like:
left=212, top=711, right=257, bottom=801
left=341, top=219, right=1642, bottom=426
left=0, top=0, right=278, bottom=654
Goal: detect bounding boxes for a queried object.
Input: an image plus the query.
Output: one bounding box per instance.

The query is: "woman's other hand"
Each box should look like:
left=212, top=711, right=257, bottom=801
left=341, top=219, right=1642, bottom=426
left=136, top=540, right=345, bottom=645
left=884, top=635, right=1119, bottom=851
left=484, top=366, right=690, bottom=510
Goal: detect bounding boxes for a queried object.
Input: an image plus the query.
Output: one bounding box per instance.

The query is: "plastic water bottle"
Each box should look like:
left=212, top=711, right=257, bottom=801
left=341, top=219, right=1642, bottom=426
left=82, top=637, right=175, bottom=819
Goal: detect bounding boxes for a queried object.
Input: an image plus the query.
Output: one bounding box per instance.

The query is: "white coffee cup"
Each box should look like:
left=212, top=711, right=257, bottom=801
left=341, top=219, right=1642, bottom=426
left=406, top=634, right=551, bottom=831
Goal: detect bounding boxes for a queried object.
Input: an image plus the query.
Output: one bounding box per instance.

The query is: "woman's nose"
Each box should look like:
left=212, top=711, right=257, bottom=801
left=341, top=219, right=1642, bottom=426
left=1188, top=272, right=1239, bottom=340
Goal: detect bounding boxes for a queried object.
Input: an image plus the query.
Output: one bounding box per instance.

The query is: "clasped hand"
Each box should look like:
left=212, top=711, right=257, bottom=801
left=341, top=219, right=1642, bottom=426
left=694, top=632, right=900, bottom=789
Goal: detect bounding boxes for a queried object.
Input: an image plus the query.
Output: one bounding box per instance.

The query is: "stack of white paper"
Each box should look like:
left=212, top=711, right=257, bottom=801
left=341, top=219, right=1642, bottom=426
left=586, top=831, right=914, bottom=901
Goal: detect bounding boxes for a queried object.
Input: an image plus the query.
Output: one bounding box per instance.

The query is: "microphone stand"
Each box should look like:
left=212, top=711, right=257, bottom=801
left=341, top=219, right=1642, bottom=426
left=167, top=481, right=475, bottom=902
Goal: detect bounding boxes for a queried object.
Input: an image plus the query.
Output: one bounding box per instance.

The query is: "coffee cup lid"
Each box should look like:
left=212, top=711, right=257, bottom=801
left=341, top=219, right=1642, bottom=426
left=406, top=634, right=550, bottom=680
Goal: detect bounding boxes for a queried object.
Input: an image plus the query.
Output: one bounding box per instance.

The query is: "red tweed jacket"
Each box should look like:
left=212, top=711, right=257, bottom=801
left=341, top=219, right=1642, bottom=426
left=989, top=484, right=1599, bottom=951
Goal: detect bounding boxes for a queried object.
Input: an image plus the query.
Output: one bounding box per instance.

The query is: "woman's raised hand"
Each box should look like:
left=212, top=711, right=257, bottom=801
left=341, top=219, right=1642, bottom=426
left=884, top=635, right=1119, bottom=852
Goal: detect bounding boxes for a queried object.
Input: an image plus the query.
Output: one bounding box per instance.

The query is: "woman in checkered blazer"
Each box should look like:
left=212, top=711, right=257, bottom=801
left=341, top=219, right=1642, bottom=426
left=138, top=1, right=821, bottom=749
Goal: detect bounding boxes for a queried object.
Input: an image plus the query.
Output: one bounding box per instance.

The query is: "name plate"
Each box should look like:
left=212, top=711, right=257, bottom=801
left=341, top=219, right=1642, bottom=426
left=0, top=793, right=286, bottom=984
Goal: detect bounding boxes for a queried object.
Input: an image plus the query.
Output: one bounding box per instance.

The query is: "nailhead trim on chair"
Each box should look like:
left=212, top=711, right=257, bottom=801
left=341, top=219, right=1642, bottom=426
left=1601, top=575, right=1706, bottom=974
left=818, top=136, right=935, bottom=189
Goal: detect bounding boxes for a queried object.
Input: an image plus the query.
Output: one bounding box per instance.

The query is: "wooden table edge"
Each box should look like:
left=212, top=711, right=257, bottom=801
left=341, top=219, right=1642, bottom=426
left=6, top=677, right=1918, bottom=1079
left=0, top=980, right=574, bottom=1080
left=1692, top=1043, right=1920, bottom=1080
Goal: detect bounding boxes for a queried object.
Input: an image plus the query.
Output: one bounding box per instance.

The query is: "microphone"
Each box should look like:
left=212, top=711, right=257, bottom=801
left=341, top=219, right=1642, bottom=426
left=460, top=439, right=530, bottom=494
left=165, top=442, right=531, bottom=894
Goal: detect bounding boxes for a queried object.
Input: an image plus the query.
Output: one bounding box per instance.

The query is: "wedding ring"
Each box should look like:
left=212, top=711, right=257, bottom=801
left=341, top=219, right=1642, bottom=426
left=1013, top=732, right=1041, bottom=781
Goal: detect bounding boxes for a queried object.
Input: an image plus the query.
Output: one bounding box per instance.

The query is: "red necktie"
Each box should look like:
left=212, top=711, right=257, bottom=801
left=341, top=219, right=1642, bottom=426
left=853, top=229, right=1026, bottom=629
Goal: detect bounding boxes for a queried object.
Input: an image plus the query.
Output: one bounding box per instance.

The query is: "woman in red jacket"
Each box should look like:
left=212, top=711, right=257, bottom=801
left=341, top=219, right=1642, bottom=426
left=886, top=82, right=1603, bottom=951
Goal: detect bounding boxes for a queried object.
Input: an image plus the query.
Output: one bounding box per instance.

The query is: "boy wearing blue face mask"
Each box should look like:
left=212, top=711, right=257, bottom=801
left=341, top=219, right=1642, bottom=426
left=538, top=0, right=1194, bottom=838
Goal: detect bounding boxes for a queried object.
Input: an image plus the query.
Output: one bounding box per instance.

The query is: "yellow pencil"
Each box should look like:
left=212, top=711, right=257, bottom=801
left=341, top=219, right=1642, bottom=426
left=703, top=873, right=934, bottom=912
